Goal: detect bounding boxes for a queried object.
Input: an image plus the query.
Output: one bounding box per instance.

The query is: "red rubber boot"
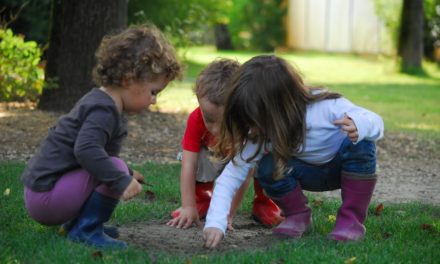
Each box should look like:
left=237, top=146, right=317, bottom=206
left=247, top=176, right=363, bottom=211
left=252, top=179, right=284, bottom=226
left=171, top=182, right=214, bottom=219
left=329, top=175, right=376, bottom=241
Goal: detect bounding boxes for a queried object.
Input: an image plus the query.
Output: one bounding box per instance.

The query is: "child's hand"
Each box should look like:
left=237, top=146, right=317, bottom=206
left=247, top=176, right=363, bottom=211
left=121, top=178, right=142, bottom=201
left=334, top=113, right=358, bottom=142
left=132, top=170, right=145, bottom=184
left=166, top=206, right=202, bottom=228
left=203, top=227, right=224, bottom=248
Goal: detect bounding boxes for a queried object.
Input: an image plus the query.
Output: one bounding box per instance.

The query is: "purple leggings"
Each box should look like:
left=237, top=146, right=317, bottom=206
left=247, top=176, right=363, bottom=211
left=24, top=157, right=129, bottom=226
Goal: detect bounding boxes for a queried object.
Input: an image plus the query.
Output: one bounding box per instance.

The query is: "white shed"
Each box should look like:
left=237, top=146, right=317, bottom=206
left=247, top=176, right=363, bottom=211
left=286, top=0, right=393, bottom=54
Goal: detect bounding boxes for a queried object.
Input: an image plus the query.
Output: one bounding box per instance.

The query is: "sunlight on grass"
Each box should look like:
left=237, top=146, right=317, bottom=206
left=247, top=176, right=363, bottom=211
left=156, top=46, right=440, bottom=137
left=400, top=123, right=440, bottom=132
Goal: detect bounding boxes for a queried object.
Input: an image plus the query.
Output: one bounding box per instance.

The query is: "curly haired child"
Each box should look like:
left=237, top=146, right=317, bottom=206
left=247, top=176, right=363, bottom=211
left=166, top=58, right=283, bottom=230
left=21, top=24, right=181, bottom=249
left=203, top=55, right=384, bottom=248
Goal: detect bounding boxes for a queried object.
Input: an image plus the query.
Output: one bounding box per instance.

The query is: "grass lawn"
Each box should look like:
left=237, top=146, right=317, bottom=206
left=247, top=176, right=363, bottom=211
left=1, top=161, right=439, bottom=263
left=1, top=48, right=440, bottom=263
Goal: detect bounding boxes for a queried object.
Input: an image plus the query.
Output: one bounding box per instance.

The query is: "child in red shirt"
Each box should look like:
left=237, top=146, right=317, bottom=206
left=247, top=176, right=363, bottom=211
left=167, top=58, right=283, bottom=229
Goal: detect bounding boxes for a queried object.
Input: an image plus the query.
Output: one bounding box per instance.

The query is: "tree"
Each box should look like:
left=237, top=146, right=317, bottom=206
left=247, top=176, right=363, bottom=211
left=398, top=0, right=424, bottom=72
left=38, top=0, right=127, bottom=112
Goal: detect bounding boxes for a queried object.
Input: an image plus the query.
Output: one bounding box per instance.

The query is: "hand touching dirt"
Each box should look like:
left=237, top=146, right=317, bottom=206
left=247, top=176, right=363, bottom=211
left=203, top=227, right=224, bottom=248
left=122, top=177, right=142, bottom=201
left=334, top=113, right=358, bottom=142
left=166, top=206, right=202, bottom=228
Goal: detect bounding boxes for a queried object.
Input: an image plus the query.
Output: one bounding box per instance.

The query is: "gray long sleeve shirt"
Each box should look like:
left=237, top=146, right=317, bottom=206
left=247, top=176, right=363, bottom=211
left=21, top=88, right=132, bottom=195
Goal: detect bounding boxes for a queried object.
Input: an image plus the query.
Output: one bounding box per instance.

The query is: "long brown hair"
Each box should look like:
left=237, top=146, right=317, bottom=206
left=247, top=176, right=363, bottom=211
left=217, top=55, right=340, bottom=180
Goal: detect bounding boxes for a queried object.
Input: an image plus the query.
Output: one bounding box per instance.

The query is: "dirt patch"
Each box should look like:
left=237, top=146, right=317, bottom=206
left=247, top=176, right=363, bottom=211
left=119, top=215, right=278, bottom=256
left=1, top=103, right=440, bottom=255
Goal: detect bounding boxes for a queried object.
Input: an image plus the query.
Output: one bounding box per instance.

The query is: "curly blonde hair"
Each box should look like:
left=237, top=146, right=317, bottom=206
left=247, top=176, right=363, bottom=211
left=92, top=24, right=182, bottom=87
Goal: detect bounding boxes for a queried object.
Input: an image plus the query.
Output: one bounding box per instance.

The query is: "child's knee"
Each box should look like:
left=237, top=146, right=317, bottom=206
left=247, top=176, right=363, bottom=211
left=256, top=153, right=275, bottom=183
left=340, top=140, right=377, bottom=176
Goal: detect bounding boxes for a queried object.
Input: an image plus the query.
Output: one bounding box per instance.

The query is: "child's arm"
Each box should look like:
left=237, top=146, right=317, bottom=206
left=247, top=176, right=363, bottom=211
left=227, top=169, right=253, bottom=230
left=166, top=150, right=201, bottom=228
left=332, top=98, right=384, bottom=143
left=203, top=142, right=262, bottom=248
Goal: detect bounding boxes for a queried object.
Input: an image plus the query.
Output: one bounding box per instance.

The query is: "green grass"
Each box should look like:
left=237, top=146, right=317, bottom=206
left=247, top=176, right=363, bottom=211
left=156, top=46, right=440, bottom=137
left=1, top=161, right=439, bottom=263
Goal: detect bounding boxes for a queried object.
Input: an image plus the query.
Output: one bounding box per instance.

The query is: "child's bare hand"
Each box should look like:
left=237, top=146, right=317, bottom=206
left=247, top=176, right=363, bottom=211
left=334, top=114, right=358, bottom=142
left=166, top=207, right=201, bottom=228
left=132, top=170, right=145, bottom=184
left=203, top=227, right=224, bottom=248
left=121, top=178, right=142, bottom=201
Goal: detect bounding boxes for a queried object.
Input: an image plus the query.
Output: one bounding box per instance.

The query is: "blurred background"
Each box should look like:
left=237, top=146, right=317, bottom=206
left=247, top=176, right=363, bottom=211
left=0, top=0, right=439, bottom=136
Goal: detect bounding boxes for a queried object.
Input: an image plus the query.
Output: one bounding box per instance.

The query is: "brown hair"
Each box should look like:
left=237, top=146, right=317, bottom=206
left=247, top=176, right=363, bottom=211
left=217, top=55, right=341, bottom=180
left=92, top=24, right=182, bottom=87
left=193, top=58, right=240, bottom=105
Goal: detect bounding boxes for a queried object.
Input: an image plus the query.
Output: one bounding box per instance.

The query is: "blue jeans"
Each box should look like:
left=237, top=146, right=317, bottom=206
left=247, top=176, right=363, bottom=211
left=256, top=138, right=377, bottom=198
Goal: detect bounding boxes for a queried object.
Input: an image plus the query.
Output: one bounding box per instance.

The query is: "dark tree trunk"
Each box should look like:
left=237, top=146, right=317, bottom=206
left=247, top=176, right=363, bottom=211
left=214, top=23, right=234, bottom=50
left=398, top=0, right=424, bottom=72
left=38, top=0, right=127, bottom=112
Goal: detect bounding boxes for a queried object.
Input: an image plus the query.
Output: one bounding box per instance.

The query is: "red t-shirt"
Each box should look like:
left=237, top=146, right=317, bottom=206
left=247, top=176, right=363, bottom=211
left=181, top=107, right=216, bottom=152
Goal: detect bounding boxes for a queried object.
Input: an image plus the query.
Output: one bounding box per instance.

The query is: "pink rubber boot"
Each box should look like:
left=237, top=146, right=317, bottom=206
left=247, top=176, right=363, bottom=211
left=329, top=175, right=377, bottom=241
left=271, top=185, right=312, bottom=238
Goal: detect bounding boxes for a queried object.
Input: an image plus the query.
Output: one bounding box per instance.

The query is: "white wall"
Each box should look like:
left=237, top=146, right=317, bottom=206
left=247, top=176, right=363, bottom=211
left=286, top=0, right=393, bottom=54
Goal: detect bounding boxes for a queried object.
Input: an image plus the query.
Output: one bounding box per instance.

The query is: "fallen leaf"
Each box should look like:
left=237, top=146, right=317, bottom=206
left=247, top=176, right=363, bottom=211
left=382, top=231, right=392, bottom=239
left=344, top=257, right=356, bottom=264
left=312, top=199, right=324, bottom=207
left=421, top=223, right=434, bottom=232
left=144, top=190, right=156, bottom=201
left=58, top=226, right=66, bottom=236
left=328, top=215, right=336, bottom=223
left=91, top=251, right=103, bottom=259
left=3, top=188, right=10, bottom=196
left=375, top=203, right=384, bottom=216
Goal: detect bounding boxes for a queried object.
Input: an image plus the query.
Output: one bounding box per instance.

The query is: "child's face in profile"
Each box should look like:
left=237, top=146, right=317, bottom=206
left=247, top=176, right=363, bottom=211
left=198, top=97, right=223, bottom=137
left=121, top=75, right=169, bottom=114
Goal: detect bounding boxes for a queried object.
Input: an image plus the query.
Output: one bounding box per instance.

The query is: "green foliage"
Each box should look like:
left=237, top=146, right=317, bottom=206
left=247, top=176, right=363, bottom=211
left=0, top=28, right=44, bottom=102
left=373, top=0, right=440, bottom=60
left=228, top=0, right=286, bottom=52
left=128, top=0, right=232, bottom=49
left=0, top=0, right=51, bottom=44
left=423, top=0, right=440, bottom=60
left=372, top=0, right=403, bottom=54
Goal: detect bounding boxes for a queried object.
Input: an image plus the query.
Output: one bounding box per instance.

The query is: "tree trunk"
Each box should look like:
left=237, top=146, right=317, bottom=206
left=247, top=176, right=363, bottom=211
left=214, top=23, right=234, bottom=50
left=38, top=0, right=127, bottom=112
left=398, top=0, right=424, bottom=72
